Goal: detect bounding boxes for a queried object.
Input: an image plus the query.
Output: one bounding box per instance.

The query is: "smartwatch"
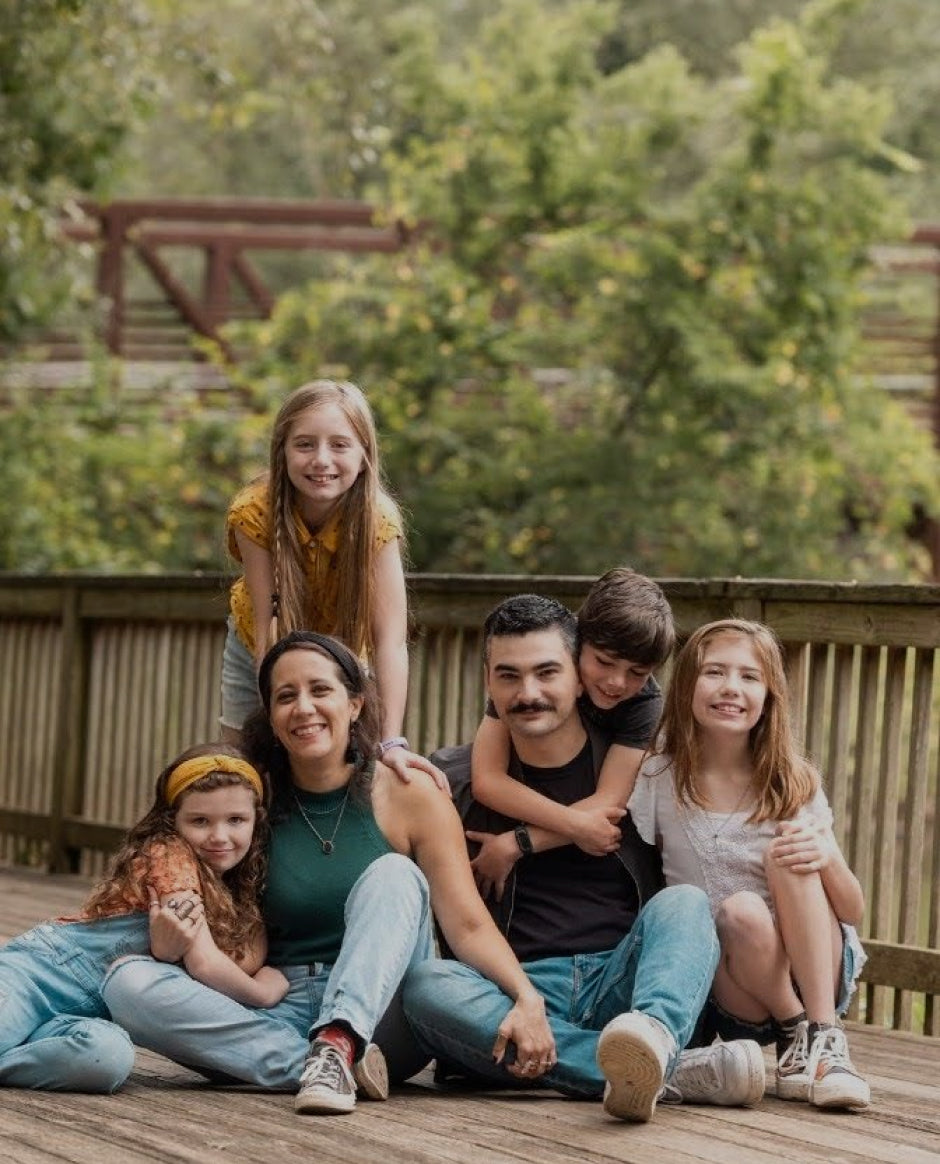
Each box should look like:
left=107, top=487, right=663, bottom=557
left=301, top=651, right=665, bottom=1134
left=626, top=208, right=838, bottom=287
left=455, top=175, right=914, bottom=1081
left=514, top=824, right=534, bottom=857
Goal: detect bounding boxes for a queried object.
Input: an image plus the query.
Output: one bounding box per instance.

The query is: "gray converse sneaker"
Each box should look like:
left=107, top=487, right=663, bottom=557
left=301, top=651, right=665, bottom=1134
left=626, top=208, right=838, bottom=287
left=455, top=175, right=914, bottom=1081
left=776, top=1019, right=812, bottom=1101
left=353, top=1042, right=389, bottom=1101
left=806, top=1024, right=871, bottom=1110
left=662, top=1040, right=766, bottom=1107
left=294, top=1041, right=357, bottom=1115
left=597, top=1011, right=675, bottom=1122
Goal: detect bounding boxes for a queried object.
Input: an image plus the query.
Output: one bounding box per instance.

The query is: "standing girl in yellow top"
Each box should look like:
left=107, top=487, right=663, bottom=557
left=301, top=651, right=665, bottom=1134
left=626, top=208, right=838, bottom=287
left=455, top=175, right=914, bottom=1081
left=221, top=379, right=436, bottom=782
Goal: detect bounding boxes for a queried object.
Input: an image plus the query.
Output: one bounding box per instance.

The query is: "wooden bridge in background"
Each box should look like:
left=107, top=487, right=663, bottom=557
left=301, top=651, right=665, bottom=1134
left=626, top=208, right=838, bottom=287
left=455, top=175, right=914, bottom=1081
left=31, top=200, right=938, bottom=425
left=53, top=198, right=409, bottom=364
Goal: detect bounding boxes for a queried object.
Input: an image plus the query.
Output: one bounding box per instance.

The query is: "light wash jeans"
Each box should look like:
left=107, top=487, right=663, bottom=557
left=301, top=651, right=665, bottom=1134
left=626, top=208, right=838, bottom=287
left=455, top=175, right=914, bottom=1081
left=403, top=884, right=718, bottom=1098
left=219, top=618, right=262, bottom=731
left=0, top=913, right=143, bottom=1092
left=102, top=852, right=433, bottom=1089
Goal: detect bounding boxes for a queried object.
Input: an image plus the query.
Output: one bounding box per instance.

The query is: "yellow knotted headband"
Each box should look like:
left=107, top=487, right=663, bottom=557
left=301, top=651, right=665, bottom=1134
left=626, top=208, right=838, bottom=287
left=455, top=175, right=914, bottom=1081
left=165, top=755, right=264, bottom=806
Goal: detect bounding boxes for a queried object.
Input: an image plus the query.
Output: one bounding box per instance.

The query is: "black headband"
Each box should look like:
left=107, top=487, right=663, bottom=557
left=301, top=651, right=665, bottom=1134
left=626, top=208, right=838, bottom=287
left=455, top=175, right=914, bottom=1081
left=289, top=632, right=361, bottom=689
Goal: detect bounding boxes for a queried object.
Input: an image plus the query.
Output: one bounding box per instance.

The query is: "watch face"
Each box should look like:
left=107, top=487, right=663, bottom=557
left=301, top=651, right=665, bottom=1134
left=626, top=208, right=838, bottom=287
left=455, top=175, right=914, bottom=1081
left=514, top=825, right=533, bottom=855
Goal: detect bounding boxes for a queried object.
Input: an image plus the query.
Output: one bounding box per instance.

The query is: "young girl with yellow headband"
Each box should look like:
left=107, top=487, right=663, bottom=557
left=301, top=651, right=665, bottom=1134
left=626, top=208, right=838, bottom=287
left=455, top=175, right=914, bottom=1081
left=0, top=743, right=283, bottom=1094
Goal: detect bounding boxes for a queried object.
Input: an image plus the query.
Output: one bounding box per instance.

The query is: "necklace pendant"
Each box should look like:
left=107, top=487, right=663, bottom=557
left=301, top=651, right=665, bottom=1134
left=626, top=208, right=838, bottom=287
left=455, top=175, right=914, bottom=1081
left=321, top=839, right=335, bottom=856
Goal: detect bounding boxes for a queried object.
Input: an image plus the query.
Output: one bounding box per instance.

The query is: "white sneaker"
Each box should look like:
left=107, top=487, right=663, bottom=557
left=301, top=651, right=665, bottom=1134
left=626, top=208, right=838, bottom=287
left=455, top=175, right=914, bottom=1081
left=776, top=1020, right=812, bottom=1101
left=662, top=1039, right=766, bottom=1107
left=597, top=1012, right=675, bottom=1122
left=294, top=1041, right=357, bottom=1115
left=353, top=1042, right=389, bottom=1101
left=807, top=1024, right=871, bottom=1110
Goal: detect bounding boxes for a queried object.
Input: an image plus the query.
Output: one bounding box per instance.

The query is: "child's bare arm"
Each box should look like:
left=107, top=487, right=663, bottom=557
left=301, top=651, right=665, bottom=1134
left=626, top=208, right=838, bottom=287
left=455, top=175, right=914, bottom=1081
left=472, top=715, right=617, bottom=845
left=182, top=925, right=289, bottom=1008
left=235, top=530, right=275, bottom=666
left=234, top=922, right=268, bottom=976
left=148, top=887, right=287, bottom=1007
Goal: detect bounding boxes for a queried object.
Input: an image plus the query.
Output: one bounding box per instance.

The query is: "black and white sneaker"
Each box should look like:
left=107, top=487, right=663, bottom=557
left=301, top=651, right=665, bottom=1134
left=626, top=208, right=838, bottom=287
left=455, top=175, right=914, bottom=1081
left=294, top=1041, right=357, bottom=1115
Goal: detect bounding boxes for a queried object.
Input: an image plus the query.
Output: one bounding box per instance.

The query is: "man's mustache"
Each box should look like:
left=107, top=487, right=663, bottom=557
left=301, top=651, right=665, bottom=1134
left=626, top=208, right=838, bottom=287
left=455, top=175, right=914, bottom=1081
left=508, top=700, right=555, bottom=715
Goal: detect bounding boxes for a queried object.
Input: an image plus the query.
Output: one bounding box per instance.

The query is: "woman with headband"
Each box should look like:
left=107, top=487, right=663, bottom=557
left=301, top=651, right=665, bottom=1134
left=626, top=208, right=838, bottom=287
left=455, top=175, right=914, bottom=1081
left=0, top=744, right=276, bottom=1092
left=104, top=631, right=555, bottom=1115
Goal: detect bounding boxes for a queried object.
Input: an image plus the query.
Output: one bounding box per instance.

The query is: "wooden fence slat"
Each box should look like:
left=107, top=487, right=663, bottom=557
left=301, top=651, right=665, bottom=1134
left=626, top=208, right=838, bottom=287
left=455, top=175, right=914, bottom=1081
left=804, top=643, right=831, bottom=768
left=869, top=647, right=907, bottom=1026
left=897, top=649, right=936, bottom=1028
left=784, top=641, right=808, bottom=744
left=850, top=647, right=881, bottom=891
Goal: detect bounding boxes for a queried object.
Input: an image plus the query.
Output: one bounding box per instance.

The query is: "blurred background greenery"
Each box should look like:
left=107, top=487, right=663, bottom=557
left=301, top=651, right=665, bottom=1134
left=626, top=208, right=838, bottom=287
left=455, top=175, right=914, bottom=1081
left=2, top=0, right=939, bottom=579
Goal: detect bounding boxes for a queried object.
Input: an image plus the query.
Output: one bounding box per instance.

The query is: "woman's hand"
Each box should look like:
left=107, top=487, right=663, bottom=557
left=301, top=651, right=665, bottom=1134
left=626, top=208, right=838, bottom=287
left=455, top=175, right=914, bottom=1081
left=251, top=966, right=291, bottom=1007
left=768, top=818, right=835, bottom=874
left=466, top=829, right=520, bottom=901
left=492, top=990, right=556, bottom=1079
left=382, top=746, right=451, bottom=794
left=147, top=885, right=205, bottom=962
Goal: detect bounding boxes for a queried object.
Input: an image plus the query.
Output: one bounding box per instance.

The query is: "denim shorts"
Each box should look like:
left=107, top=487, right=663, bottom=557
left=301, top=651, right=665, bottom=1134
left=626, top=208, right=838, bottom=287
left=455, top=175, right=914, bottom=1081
left=692, top=921, right=864, bottom=1047
left=219, top=619, right=261, bottom=731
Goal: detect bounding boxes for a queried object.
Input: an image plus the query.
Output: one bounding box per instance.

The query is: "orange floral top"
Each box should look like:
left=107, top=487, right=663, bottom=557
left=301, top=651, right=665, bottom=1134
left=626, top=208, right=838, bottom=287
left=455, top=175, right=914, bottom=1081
left=226, top=477, right=402, bottom=655
left=60, top=836, right=203, bottom=922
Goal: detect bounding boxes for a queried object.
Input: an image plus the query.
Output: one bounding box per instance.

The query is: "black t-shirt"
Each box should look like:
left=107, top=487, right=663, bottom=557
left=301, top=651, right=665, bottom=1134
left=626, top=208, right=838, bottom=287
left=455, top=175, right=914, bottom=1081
left=578, top=677, right=661, bottom=749
left=484, top=677, right=662, bottom=751
left=506, top=739, right=640, bottom=962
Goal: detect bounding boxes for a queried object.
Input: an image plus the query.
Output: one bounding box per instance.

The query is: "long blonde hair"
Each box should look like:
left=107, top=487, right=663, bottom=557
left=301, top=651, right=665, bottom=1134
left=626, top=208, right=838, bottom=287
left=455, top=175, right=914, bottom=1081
left=267, top=379, right=400, bottom=657
left=653, top=619, right=818, bottom=822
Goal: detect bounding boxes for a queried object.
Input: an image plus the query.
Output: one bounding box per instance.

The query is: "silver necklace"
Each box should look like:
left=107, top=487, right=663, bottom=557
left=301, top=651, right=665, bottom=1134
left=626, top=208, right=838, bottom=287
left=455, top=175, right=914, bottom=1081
left=292, top=787, right=350, bottom=856
left=709, top=780, right=754, bottom=841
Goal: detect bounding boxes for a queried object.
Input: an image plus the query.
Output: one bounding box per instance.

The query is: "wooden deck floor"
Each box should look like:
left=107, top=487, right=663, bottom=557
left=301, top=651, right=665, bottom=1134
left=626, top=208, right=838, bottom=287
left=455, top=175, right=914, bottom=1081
left=1, top=866, right=939, bottom=1164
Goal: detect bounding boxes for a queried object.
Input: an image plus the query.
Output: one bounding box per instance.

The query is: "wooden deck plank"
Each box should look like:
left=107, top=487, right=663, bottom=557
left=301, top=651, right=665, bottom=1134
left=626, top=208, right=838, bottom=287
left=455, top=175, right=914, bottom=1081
left=1, top=866, right=938, bottom=1164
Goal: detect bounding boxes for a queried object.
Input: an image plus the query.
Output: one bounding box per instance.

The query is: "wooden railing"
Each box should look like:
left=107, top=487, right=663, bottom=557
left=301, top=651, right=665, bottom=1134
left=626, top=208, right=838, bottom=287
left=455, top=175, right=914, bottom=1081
left=0, top=573, right=938, bottom=1033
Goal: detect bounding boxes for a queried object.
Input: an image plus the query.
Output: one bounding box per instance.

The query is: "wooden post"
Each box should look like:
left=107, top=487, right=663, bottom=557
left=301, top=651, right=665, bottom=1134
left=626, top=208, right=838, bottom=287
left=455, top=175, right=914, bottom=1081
left=47, top=588, right=89, bottom=873
left=96, top=204, right=130, bottom=356
left=203, top=241, right=232, bottom=331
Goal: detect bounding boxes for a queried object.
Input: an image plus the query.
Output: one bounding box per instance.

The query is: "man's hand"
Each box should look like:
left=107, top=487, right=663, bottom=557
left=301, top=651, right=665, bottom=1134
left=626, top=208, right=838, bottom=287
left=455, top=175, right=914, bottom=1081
left=569, top=806, right=625, bottom=855
left=491, top=990, right=556, bottom=1080
left=466, top=829, right=520, bottom=902
left=147, top=885, right=205, bottom=962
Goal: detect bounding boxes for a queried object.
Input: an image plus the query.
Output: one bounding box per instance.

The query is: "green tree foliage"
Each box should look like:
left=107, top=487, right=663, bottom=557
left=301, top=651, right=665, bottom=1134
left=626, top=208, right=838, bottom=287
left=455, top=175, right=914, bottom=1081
left=0, top=0, right=158, bottom=342
left=219, top=0, right=938, bottom=579
left=2, top=0, right=937, bottom=581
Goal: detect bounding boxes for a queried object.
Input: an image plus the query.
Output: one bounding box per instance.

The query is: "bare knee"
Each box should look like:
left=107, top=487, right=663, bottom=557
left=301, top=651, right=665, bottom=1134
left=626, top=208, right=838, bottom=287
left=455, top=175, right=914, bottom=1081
left=715, top=892, right=775, bottom=953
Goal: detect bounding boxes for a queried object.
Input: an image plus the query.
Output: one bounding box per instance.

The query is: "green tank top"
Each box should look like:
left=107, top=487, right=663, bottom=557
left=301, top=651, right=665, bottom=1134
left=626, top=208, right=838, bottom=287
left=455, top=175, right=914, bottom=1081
left=262, top=783, right=393, bottom=965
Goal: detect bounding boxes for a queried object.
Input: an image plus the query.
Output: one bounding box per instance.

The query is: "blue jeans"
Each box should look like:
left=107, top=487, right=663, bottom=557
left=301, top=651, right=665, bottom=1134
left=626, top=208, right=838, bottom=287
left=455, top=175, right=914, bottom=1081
left=0, top=913, right=144, bottom=1092
left=219, top=619, right=261, bottom=731
left=403, top=884, right=718, bottom=1099
left=102, top=853, right=433, bottom=1089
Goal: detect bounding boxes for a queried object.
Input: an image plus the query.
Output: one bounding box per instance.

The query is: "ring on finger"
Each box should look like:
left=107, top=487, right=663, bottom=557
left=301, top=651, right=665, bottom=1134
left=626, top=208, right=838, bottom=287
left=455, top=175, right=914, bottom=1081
left=176, top=900, right=195, bottom=920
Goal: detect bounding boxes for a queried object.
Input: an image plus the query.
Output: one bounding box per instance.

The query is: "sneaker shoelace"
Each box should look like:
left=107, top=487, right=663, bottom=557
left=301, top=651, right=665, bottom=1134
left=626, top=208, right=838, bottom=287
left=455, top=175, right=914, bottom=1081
left=299, top=1045, right=350, bottom=1092
left=808, top=1026, right=853, bottom=1078
left=778, top=1025, right=809, bottom=1075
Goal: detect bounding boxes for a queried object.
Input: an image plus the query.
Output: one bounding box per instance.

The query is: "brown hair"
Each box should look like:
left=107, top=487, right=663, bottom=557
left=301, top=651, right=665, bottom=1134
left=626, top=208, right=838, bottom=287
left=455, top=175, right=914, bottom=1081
left=578, top=567, right=675, bottom=667
left=266, top=379, right=402, bottom=658
left=82, top=743, right=268, bottom=960
left=653, top=619, right=817, bottom=822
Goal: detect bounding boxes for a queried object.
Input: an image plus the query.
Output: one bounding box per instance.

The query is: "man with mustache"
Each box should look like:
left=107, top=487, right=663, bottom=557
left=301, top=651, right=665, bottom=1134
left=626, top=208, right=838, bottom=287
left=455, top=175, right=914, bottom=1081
left=403, top=594, right=765, bottom=1122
